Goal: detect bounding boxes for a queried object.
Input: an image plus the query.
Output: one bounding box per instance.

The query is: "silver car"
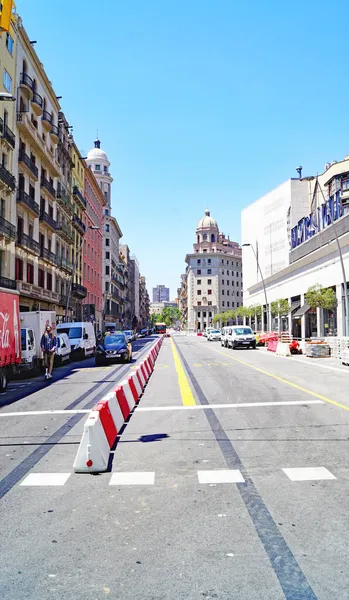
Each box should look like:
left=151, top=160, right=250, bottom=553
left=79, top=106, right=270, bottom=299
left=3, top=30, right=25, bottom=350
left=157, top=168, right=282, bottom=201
left=207, top=329, right=221, bottom=341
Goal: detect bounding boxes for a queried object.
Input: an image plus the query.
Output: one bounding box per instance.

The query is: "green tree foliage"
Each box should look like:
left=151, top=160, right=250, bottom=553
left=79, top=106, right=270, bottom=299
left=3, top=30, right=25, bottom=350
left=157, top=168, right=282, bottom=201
left=270, top=301, right=279, bottom=317
left=270, top=298, right=290, bottom=317
left=305, top=284, right=336, bottom=310
left=150, top=306, right=181, bottom=326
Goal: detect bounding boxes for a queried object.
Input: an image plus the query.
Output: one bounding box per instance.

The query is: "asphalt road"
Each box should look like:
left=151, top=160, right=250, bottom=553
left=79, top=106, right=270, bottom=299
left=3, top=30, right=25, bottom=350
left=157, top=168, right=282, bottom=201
left=1, top=334, right=349, bottom=600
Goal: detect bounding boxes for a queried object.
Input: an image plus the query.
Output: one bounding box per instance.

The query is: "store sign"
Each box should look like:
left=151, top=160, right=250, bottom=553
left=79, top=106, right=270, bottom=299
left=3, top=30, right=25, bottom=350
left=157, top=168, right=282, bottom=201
left=291, top=193, right=343, bottom=249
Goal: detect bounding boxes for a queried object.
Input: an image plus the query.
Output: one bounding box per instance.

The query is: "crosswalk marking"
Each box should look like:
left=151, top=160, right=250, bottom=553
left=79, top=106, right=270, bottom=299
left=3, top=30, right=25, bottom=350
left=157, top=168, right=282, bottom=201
left=282, top=467, right=336, bottom=481
left=197, top=470, right=245, bottom=484
left=109, top=472, right=155, bottom=485
left=20, top=473, right=71, bottom=486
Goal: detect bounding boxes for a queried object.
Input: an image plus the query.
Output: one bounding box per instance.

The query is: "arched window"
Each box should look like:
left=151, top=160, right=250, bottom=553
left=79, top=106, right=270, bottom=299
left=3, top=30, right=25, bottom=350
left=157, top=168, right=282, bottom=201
left=203, top=233, right=207, bottom=241
left=211, top=234, right=215, bottom=243
left=197, top=235, right=200, bottom=244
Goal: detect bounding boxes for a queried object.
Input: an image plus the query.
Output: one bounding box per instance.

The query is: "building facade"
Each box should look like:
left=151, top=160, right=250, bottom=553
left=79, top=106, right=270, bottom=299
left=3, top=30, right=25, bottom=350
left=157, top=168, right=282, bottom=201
left=139, top=275, right=150, bottom=328
left=82, top=164, right=105, bottom=331
left=242, top=158, right=349, bottom=337
left=0, top=14, right=17, bottom=291
left=185, top=210, right=242, bottom=331
left=69, top=141, right=87, bottom=320
left=152, top=284, right=169, bottom=303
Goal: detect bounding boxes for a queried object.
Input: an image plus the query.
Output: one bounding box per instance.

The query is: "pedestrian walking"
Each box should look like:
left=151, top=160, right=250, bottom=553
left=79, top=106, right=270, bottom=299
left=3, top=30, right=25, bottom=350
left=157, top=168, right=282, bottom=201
left=40, top=324, right=57, bottom=380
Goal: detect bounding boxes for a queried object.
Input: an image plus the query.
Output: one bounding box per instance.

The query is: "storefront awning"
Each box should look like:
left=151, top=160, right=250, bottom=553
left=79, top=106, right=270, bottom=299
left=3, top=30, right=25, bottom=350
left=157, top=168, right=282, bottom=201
left=291, top=301, right=301, bottom=313
left=293, top=303, right=310, bottom=319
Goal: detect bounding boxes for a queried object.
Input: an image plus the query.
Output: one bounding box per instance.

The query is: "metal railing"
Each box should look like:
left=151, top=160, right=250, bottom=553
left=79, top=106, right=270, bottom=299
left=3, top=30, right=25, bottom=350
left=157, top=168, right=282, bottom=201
left=17, top=232, right=40, bottom=254
left=56, top=220, right=74, bottom=241
left=17, top=189, right=40, bottom=216
left=18, top=149, right=38, bottom=178
left=40, top=247, right=57, bottom=264
left=40, top=210, right=57, bottom=230
left=41, top=177, right=56, bottom=198
left=0, top=164, right=16, bottom=191
left=0, top=276, right=16, bottom=290
left=50, top=124, right=59, bottom=137
left=72, top=213, right=86, bottom=234
left=0, top=215, right=16, bottom=240
left=57, top=256, right=73, bottom=271
left=20, top=73, right=33, bottom=89
left=42, top=110, right=52, bottom=126
left=72, top=185, right=87, bottom=207
left=72, top=282, right=87, bottom=297
left=0, top=118, right=15, bottom=148
left=32, top=92, right=43, bottom=110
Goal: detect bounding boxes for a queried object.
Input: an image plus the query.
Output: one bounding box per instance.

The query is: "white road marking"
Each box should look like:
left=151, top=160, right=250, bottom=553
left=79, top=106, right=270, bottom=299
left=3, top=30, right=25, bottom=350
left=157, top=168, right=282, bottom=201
left=20, top=473, right=71, bottom=486
left=136, top=400, right=323, bottom=412
left=109, top=472, right=155, bottom=486
left=198, top=470, right=245, bottom=484
left=282, top=467, right=336, bottom=481
left=256, top=349, right=349, bottom=375
left=0, top=409, right=90, bottom=417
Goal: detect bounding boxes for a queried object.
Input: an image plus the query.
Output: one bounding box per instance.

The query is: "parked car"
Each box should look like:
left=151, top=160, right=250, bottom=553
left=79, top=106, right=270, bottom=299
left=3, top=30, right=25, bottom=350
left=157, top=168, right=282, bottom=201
left=203, top=327, right=214, bottom=338
left=55, top=333, right=71, bottom=365
left=124, top=330, right=134, bottom=343
left=140, top=328, right=148, bottom=337
left=57, top=322, right=96, bottom=358
left=95, top=332, right=132, bottom=366
left=207, top=329, right=221, bottom=341
left=222, top=326, right=256, bottom=349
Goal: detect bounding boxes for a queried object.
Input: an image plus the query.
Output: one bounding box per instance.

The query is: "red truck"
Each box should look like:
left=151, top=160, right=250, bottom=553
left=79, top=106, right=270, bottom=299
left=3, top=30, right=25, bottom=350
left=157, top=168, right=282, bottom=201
left=0, top=288, right=21, bottom=391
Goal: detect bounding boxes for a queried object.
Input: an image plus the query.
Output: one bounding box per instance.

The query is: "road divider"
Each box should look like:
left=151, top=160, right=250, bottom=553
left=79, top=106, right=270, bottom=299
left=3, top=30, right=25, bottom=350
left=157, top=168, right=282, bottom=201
left=73, top=336, right=164, bottom=473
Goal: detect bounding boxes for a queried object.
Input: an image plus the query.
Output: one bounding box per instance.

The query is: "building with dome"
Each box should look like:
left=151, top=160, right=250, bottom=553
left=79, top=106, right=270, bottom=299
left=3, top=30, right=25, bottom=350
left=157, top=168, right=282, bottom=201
left=86, top=138, right=125, bottom=327
left=184, top=210, right=242, bottom=331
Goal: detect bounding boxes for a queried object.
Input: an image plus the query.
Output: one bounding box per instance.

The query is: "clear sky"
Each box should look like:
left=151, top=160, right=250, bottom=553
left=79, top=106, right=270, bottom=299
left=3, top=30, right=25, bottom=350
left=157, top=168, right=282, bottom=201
left=17, top=0, right=349, bottom=299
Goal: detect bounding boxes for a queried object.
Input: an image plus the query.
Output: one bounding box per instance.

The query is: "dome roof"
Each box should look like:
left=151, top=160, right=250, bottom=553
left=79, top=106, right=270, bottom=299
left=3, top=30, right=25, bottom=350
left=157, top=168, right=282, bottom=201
left=86, top=138, right=109, bottom=163
left=197, top=209, right=218, bottom=230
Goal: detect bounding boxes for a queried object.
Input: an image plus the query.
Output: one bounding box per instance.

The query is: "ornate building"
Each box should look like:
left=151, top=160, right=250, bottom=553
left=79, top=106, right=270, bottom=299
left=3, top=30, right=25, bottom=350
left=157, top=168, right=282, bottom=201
left=185, top=210, right=242, bottom=331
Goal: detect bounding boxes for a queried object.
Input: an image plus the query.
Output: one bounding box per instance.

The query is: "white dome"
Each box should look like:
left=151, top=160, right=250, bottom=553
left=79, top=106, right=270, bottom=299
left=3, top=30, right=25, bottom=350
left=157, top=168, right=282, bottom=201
left=86, top=138, right=109, bottom=164
left=197, top=209, right=218, bottom=230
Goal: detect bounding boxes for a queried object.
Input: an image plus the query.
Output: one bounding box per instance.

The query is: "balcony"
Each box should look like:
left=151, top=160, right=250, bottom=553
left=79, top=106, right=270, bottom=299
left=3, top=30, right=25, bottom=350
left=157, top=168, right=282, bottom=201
left=0, top=163, right=16, bottom=192
left=41, top=177, right=56, bottom=199
left=17, top=232, right=40, bottom=255
left=50, top=124, right=59, bottom=143
left=42, top=110, right=52, bottom=131
left=59, top=294, right=67, bottom=307
left=0, top=215, right=16, bottom=241
left=72, top=185, right=87, bottom=209
left=56, top=220, right=74, bottom=243
left=16, top=280, right=58, bottom=303
left=0, top=118, right=15, bottom=149
left=17, top=112, right=60, bottom=177
left=18, top=149, right=39, bottom=179
left=19, top=73, right=33, bottom=97
left=72, top=213, right=86, bottom=235
left=57, top=255, right=73, bottom=273
left=57, top=185, right=74, bottom=215
left=0, top=276, right=16, bottom=290
left=17, top=189, right=40, bottom=217
left=40, top=210, right=57, bottom=231
left=72, top=282, right=87, bottom=298
left=31, top=92, right=43, bottom=116
left=39, top=246, right=57, bottom=265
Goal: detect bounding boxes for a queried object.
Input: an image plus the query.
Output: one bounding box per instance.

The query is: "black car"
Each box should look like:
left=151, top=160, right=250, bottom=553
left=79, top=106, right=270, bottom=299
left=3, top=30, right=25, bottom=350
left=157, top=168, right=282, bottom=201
left=95, top=333, right=133, bottom=366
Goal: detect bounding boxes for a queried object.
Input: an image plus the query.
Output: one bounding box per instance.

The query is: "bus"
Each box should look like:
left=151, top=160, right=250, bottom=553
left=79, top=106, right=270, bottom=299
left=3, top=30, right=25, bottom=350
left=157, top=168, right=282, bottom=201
left=155, top=322, right=166, bottom=334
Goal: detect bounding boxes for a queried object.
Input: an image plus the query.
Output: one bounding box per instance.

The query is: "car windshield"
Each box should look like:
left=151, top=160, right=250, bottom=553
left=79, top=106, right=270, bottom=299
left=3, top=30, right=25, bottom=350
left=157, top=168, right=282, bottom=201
left=58, top=327, right=82, bottom=339
left=124, top=331, right=132, bottom=335
left=21, top=329, right=26, bottom=351
left=104, top=335, right=125, bottom=346
left=211, top=330, right=220, bottom=334
left=233, top=328, right=253, bottom=335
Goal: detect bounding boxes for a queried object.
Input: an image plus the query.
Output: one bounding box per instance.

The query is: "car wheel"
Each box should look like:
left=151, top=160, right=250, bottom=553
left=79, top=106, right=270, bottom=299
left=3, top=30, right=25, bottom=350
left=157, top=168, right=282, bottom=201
left=95, top=357, right=104, bottom=367
left=251, top=343, right=256, bottom=349
left=0, top=368, right=7, bottom=391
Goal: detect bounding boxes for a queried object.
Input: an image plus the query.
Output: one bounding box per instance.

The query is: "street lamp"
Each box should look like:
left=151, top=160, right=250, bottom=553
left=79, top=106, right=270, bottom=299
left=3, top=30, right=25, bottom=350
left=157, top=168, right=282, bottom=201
left=242, top=242, right=270, bottom=331
left=65, top=225, right=100, bottom=322
left=0, top=93, right=16, bottom=102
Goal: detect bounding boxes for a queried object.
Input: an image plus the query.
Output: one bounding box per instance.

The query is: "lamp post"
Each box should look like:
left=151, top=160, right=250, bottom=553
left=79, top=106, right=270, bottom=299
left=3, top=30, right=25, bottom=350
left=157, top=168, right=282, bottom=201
left=242, top=242, right=269, bottom=331
left=65, top=225, right=100, bottom=322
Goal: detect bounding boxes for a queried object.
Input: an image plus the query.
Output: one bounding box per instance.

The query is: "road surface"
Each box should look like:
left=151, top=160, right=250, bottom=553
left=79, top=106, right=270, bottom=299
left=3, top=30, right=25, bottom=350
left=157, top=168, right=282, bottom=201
left=1, top=334, right=349, bottom=600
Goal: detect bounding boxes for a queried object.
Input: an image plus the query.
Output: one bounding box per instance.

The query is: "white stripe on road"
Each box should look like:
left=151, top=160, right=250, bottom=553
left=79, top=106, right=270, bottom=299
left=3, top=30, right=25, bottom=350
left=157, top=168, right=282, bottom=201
left=0, top=409, right=90, bottom=417
left=198, top=470, right=245, bottom=484
left=20, top=473, right=71, bottom=486
left=109, top=472, right=155, bottom=485
left=282, top=467, right=336, bottom=481
left=136, top=400, right=324, bottom=412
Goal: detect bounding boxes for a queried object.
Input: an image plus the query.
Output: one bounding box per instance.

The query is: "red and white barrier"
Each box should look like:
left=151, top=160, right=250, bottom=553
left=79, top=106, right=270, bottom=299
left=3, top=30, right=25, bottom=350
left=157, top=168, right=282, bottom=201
left=73, top=337, right=165, bottom=473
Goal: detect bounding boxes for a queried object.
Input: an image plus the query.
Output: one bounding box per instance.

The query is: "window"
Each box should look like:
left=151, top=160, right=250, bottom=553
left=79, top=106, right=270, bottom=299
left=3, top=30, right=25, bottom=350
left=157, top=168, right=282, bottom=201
left=47, top=273, right=52, bottom=290
left=227, top=270, right=229, bottom=275
left=227, top=280, right=229, bottom=285
left=197, top=279, right=201, bottom=285
left=208, top=259, right=211, bottom=264
left=197, top=269, right=201, bottom=275
left=237, top=291, right=239, bottom=296
left=3, top=70, right=12, bottom=92
left=95, top=164, right=101, bottom=171
left=105, top=282, right=109, bottom=292
left=197, top=259, right=201, bottom=265
left=15, top=258, right=23, bottom=281
left=203, top=234, right=207, bottom=241
left=104, top=166, right=107, bottom=173
left=6, top=33, right=14, bottom=54
left=105, top=224, right=110, bottom=232
left=208, top=290, right=212, bottom=295
left=106, top=265, right=110, bottom=275
left=106, top=251, right=110, bottom=259
left=208, top=279, right=212, bottom=284
left=221, top=259, right=224, bottom=264
left=203, top=312, right=206, bottom=317
left=222, top=290, right=224, bottom=295
left=27, top=263, right=34, bottom=283
left=208, top=301, right=212, bottom=306
left=227, top=290, right=230, bottom=296
left=222, top=280, right=224, bottom=285
left=106, top=238, right=110, bottom=246
left=207, top=269, right=211, bottom=274
left=222, top=301, right=225, bottom=307
left=209, top=311, right=212, bottom=317
left=227, top=301, right=230, bottom=307
left=203, top=248, right=207, bottom=253
left=197, top=301, right=201, bottom=306
left=197, top=312, right=201, bottom=317
left=197, top=290, right=201, bottom=295
left=227, top=260, right=229, bottom=265
left=232, top=281, right=234, bottom=286
left=236, top=262, right=239, bottom=266
left=232, top=302, right=235, bottom=307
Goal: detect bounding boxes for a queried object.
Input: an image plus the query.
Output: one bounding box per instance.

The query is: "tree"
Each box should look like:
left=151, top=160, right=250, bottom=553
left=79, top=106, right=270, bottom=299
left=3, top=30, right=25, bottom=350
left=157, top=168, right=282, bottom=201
left=270, top=301, right=279, bottom=318
left=270, top=298, right=290, bottom=318
left=213, top=313, right=221, bottom=325
left=305, top=284, right=336, bottom=309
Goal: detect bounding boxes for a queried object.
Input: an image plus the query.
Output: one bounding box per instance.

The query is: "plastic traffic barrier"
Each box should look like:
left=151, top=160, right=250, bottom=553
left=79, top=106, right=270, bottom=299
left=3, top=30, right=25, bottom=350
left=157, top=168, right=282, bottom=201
left=140, top=362, right=148, bottom=381
left=73, top=410, right=110, bottom=473
left=143, top=359, right=151, bottom=378
left=136, top=367, right=145, bottom=389
left=115, top=385, right=131, bottom=420
left=94, top=399, right=117, bottom=447
left=119, top=379, right=136, bottom=411
left=127, top=374, right=139, bottom=402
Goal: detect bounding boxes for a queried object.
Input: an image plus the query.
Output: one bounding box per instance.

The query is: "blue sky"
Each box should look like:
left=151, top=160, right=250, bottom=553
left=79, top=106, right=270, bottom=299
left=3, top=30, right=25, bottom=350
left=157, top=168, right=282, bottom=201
left=17, top=0, right=349, bottom=298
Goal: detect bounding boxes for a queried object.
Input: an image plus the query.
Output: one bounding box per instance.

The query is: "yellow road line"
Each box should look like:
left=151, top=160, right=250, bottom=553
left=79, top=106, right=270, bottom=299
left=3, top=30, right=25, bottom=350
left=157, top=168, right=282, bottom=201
left=170, top=338, right=196, bottom=406
left=209, top=347, right=349, bottom=413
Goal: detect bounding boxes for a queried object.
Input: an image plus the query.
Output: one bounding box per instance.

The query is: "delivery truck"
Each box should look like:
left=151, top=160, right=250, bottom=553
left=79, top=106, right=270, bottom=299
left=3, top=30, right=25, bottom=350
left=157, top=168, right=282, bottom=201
left=0, top=288, right=21, bottom=391
left=19, top=311, right=56, bottom=374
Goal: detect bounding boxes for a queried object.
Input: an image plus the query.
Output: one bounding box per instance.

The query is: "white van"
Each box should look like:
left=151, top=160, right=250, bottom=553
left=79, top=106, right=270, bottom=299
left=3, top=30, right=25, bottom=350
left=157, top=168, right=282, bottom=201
left=55, top=333, right=71, bottom=365
left=57, top=322, right=96, bottom=358
left=222, top=326, right=256, bottom=350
